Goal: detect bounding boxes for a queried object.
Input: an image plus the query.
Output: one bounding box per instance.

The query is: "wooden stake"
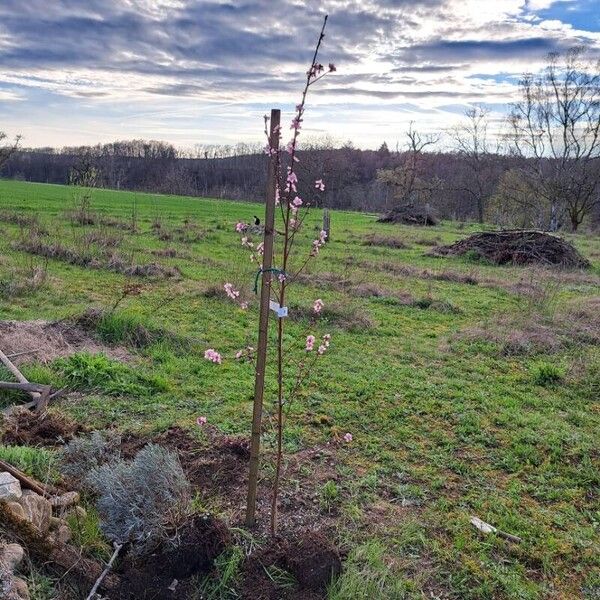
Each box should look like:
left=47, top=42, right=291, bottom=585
left=0, top=349, right=42, bottom=407
left=245, top=108, right=280, bottom=527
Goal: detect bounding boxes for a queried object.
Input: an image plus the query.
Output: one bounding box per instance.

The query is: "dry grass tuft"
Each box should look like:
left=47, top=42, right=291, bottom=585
left=458, top=296, right=600, bottom=355
left=361, top=234, right=408, bottom=249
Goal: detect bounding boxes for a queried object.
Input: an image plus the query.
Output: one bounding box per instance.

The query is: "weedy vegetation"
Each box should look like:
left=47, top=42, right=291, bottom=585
left=0, top=178, right=598, bottom=599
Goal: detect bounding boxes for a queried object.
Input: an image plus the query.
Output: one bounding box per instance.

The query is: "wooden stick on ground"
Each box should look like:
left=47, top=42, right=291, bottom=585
left=0, top=458, right=59, bottom=498
left=0, top=348, right=42, bottom=405
left=85, top=542, right=123, bottom=600
left=470, top=516, right=522, bottom=543
left=0, top=350, right=63, bottom=412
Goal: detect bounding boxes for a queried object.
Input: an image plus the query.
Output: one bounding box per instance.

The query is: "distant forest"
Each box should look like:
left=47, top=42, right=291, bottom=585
left=2, top=139, right=599, bottom=230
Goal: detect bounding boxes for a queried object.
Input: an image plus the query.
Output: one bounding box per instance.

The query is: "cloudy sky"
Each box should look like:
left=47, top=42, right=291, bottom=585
left=1, top=0, right=599, bottom=150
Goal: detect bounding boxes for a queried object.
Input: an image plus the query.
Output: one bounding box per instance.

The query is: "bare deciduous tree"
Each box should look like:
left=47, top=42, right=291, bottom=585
left=377, top=122, right=439, bottom=206
left=452, top=106, right=497, bottom=223
left=508, top=46, right=600, bottom=231
left=0, top=131, right=21, bottom=170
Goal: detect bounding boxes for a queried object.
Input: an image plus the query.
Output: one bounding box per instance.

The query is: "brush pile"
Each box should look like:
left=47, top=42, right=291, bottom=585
left=430, top=230, right=590, bottom=268
left=378, top=203, right=438, bottom=226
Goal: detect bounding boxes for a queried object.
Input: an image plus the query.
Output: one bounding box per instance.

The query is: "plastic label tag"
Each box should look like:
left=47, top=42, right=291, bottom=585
left=269, top=300, right=288, bottom=318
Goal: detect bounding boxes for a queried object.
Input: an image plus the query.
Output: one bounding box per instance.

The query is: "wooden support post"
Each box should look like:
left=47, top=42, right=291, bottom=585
left=322, top=208, right=331, bottom=242
left=245, top=108, right=280, bottom=528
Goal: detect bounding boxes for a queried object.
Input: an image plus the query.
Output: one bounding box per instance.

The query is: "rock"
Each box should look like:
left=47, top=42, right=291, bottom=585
left=0, top=472, right=22, bottom=502
left=17, top=490, right=52, bottom=533
left=13, top=577, right=30, bottom=600
left=49, top=516, right=62, bottom=530
left=73, top=505, right=87, bottom=519
left=50, top=491, right=80, bottom=508
left=4, top=501, right=27, bottom=521
left=56, top=524, right=72, bottom=544
left=0, top=543, right=24, bottom=571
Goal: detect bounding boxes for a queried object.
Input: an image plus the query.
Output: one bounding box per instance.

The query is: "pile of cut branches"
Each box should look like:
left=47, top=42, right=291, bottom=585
left=430, top=230, right=590, bottom=268
left=378, top=203, right=438, bottom=226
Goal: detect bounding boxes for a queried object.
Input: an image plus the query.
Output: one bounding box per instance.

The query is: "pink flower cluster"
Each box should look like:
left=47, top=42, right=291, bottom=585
left=197, top=416, right=207, bottom=426
left=318, top=333, right=331, bottom=355
left=204, top=349, right=222, bottom=364
left=305, top=334, right=316, bottom=351
left=343, top=432, right=352, bottom=443
left=286, top=169, right=298, bottom=193
left=235, top=346, right=255, bottom=360
left=224, top=282, right=240, bottom=300
left=313, top=298, right=324, bottom=314
left=306, top=333, right=330, bottom=353
left=315, top=179, right=325, bottom=192
left=235, top=222, right=247, bottom=233
left=311, top=229, right=328, bottom=256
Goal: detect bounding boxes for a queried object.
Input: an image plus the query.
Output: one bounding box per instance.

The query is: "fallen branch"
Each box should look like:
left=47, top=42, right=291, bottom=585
left=0, top=458, right=59, bottom=498
left=470, top=516, right=522, bottom=543
left=5, top=349, right=41, bottom=359
left=85, top=542, right=123, bottom=600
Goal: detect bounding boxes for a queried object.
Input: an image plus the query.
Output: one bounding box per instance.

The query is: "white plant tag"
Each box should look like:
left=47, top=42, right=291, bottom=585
left=269, top=300, right=288, bottom=318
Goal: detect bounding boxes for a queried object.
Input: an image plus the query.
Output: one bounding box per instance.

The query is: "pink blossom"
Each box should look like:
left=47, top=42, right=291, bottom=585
left=319, top=229, right=328, bottom=243
left=256, top=242, right=264, bottom=255
left=286, top=140, right=295, bottom=154
left=224, top=282, right=240, bottom=300
left=317, top=344, right=327, bottom=355
left=197, top=416, right=207, bottom=426
left=315, top=179, right=325, bottom=192
left=313, top=298, right=324, bottom=314
left=287, top=170, right=298, bottom=185
left=278, top=273, right=287, bottom=283
left=292, top=196, right=303, bottom=207
left=306, top=335, right=316, bottom=351
left=240, top=301, right=248, bottom=310
left=291, top=117, right=302, bottom=130
left=235, top=350, right=243, bottom=359
left=322, top=333, right=331, bottom=348
left=204, top=349, right=222, bottom=364
left=290, top=217, right=299, bottom=230
left=235, top=222, right=247, bottom=233
left=343, top=432, right=353, bottom=443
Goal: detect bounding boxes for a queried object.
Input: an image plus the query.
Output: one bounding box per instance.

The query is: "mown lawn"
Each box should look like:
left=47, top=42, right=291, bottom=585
left=0, top=178, right=599, bottom=599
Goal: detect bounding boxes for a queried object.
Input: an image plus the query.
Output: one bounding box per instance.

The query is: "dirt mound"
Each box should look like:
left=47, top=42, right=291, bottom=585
left=0, top=319, right=133, bottom=366
left=241, top=531, right=341, bottom=600
left=121, top=427, right=249, bottom=510
left=114, top=515, right=230, bottom=599
left=378, top=203, right=438, bottom=226
left=1, top=407, right=84, bottom=446
left=430, top=230, right=590, bottom=268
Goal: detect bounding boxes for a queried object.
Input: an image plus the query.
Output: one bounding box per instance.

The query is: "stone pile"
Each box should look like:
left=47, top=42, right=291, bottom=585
left=0, top=471, right=83, bottom=598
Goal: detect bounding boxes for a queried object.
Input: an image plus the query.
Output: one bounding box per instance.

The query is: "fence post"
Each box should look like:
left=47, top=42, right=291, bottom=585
left=245, top=108, right=280, bottom=527
left=322, top=208, right=330, bottom=242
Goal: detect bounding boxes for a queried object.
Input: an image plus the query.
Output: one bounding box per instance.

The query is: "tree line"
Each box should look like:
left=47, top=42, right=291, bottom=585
left=1, top=47, right=599, bottom=231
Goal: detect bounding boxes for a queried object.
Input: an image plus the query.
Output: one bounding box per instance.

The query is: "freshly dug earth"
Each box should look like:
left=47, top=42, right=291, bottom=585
left=378, top=203, right=438, bottom=226
left=430, top=230, right=590, bottom=268
left=1, top=407, right=84, bottom=446
left=241, top=531, right=342, bottom=600
left=112, top=515, right=231, bottom=599
left=0, top=319, right=132, bottom=366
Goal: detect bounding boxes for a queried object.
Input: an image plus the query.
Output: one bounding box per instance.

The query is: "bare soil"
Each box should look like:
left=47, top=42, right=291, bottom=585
left=1, top=407, right=84, bottom=446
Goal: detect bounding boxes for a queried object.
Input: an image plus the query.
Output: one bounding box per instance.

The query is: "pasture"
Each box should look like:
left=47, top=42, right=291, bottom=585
left=0, top=178, right=599, bottom=599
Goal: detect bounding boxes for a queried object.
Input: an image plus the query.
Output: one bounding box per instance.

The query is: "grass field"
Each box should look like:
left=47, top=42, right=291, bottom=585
left=0, top=178, right=599, bottom=599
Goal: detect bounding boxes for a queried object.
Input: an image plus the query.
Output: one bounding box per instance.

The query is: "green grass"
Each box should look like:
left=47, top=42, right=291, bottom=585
left=0, top=179, right=599, bottom=599
left=0, top=445, right=60, bottom=484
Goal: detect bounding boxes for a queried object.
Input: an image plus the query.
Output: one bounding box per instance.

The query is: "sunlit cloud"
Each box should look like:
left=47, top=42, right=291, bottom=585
left=0, top=0, right=598, bottom=148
